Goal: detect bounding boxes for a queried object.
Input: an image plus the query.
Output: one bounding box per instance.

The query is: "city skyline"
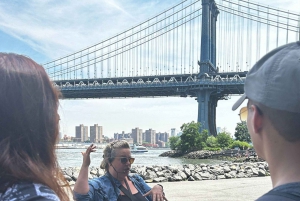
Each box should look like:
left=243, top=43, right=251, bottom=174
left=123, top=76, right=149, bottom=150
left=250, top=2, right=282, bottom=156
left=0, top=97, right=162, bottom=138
left=70, top=124, right=176, bottom=139
left=0, top=0, right=298, bottom=138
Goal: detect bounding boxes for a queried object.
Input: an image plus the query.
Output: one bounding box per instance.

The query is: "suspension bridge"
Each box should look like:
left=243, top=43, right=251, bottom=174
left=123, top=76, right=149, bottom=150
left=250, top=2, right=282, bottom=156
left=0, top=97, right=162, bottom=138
left=44, top=0, right=300, bottom=136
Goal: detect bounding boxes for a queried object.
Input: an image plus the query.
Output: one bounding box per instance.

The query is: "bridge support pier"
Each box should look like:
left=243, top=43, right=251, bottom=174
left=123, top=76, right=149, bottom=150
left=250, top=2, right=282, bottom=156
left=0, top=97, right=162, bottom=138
left=197, top=90, right=218, bottom=136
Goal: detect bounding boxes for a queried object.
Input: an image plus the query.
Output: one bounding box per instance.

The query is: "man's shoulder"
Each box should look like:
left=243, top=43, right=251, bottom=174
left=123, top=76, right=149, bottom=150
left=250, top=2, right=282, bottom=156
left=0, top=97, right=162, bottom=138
left=0, top=181, right=59, bottom=201
left=256, top=182, right=300, bottom=201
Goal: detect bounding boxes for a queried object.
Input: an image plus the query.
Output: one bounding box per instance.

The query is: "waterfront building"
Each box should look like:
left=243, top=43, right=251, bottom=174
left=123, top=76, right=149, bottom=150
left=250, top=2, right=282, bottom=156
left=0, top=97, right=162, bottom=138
left=63, top=135, right=72, bottom=142
left=132, top=127, right=143, bottom=145
left=119, top=138, right=134, bottom=145
left=171, top=128, right=176, bottom=137
left=142, top=132, right=146, bottom=142
left=75, top=124, right=88, bottom=142
left=156, top=132, right=169, bottom=143
left=145, top=128, right=156, bottom=145
left=114, top=131, right=131, bottom=140
left=90, top=124, right=103, bottom=143
left=59, top=131, right=62, bottom=140
left=157, top=140, right=166, bottom=148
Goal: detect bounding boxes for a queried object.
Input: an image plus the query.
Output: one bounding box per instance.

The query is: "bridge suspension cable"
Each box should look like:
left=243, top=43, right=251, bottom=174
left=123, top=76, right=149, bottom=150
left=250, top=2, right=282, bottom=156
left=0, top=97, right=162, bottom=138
left=215, top=0, right=300, bottom=73
left=44, top=0, right=300, bottom=81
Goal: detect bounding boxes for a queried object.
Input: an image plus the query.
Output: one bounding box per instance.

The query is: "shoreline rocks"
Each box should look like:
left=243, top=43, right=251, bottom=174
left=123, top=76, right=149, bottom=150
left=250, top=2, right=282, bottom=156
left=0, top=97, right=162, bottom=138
left=62, top=161, right=270, bottom=186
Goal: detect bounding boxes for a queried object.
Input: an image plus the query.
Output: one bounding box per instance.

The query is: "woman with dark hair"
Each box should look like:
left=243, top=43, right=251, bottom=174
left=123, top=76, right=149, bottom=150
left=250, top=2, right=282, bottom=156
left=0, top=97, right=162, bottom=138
left=0, top=53, right=70, bottom=200
left=74, top=140, right=167, bottom=201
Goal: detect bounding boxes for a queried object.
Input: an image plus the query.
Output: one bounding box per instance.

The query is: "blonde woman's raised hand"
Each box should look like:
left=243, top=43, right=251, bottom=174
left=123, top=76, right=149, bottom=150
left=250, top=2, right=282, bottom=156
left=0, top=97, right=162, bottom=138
left=81, top=144, right=96, bottom=168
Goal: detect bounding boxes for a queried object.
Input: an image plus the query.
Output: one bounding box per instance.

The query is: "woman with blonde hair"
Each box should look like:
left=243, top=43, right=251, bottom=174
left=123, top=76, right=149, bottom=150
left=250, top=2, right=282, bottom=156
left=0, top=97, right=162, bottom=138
left=0, top=53, right=70, bottom=200
left=74, top=140, right=167, bottom=201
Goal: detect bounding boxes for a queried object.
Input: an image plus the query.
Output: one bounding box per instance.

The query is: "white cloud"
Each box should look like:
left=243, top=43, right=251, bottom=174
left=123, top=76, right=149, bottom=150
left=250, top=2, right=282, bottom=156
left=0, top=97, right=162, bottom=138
left=0, top=0, right=180, bottom=61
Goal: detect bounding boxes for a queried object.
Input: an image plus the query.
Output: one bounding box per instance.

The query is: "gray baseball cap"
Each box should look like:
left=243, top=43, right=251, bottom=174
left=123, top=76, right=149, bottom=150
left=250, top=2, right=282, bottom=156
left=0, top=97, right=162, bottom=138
left=232, top=41, right=300, bottom=112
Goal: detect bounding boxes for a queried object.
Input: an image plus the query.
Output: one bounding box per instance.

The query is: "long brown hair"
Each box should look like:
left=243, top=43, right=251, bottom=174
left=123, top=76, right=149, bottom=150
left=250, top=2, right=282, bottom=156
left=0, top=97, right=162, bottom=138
left=0, top=53, right=70, bottom=200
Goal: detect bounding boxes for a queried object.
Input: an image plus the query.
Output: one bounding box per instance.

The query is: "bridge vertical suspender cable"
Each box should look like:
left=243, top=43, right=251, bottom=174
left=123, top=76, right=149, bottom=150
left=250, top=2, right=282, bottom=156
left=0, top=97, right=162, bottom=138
left=256, top=4, right=260, bottom=62
left=163, top=12, right=169, bottom=75
left=80, top=52, right=83, bottom=79
left=240, top=1, right=244, bottom=72
left=298, top=14, right=300, bottom=41
left=184, top=7, right=187, bottom=75
left=94, top=46, right=96, bottom=78
left=115, top=37, right=117, bottom=78
left=173, top=8, right=175, bottom=75
left=230, top=0, right=233, bottom=72
left=237, top=0, right=240, bottom=72
left=148, top=23, right=150, bottom=76
left=189, top=5, right=191, bottom=75
left=249, top=1, right=252, bottom=68
left=155, top=18, right=159, bottom=75
left=73, top=54, right=75, bottom=79
left=191, top=2, right=195, bottom=74
left=129, top=31, right=132, bottom=77
left=226, top=3, right=231, bottom=72
left=87, top=49, right=89, bottom=79
left=221, top=0, right=226, bottom=72
left=226, top=0, right=230, bottom=72
left=176, top=11, right=178, bottom=74
left=140, top=26, right=146, bottom=75
left=276, top=11, right=279, bottom=48
left=286, top=11, right=289, bottom=44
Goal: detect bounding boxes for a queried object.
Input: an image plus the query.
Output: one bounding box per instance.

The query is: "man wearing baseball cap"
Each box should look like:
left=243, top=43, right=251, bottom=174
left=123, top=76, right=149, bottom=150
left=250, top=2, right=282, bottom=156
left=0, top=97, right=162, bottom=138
left=232, top=41, right=300, bottom=200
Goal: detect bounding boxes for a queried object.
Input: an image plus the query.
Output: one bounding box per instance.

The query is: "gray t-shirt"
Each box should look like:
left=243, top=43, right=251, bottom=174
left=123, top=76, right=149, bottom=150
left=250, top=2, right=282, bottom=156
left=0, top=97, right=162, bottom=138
left=0, top=181, right=60, bottom=201
left=256, top=182, right=300, bottom=200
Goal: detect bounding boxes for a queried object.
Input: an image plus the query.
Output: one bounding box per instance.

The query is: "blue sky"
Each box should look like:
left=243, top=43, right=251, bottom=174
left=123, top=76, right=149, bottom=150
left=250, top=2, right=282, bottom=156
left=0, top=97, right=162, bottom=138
left=0, top=0, right=298, bottom=137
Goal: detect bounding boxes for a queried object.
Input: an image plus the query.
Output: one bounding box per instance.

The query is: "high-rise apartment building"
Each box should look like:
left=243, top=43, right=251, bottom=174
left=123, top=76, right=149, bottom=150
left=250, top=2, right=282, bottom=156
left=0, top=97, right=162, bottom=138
left=131, top=127, right=143, bottom=145
left=171, top=128, right=176, bottom=137
left=145, top=128, right=156, bottom=144
left=90, top=124, right=103, bottom=143
left=75, top=124, right=88, bottom=142
left=156, top=132, right=169, bottom=142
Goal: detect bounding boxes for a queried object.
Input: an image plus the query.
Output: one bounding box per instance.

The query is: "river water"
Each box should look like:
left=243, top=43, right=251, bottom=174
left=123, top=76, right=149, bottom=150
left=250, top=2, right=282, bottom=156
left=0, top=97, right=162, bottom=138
left=56, top=148, right=222, bottom=168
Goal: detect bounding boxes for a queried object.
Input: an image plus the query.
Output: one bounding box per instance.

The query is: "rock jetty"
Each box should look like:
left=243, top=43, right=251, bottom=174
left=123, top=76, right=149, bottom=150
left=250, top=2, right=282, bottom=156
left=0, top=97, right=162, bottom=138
left=159, top=149, right=264, bottom=163
left=62, top=161, right=269, bottom=185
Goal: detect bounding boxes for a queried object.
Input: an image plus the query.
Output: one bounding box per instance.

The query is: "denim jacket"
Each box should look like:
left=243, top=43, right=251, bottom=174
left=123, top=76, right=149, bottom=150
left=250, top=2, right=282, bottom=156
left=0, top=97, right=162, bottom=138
left=73, top=174, right=152, bottom=201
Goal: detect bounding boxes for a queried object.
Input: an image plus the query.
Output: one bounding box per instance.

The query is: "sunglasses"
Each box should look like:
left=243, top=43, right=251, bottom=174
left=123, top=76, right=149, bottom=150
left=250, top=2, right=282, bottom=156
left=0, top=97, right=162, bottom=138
left=239, top=106, right=248, bottom=121
left=239, top=105, right=262, bottom=121
left=115, top=157, right=135, bottom=164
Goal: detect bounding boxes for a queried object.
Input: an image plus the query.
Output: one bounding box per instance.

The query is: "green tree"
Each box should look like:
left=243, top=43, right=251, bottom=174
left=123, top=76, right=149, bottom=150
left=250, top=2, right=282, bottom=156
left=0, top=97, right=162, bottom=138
left=200, top=129, right=209, bottom=143
left=165, top=142, right=170, bottom=148
left=169, top=136, right=180, bottom=150
left=216, top=131, right=233, bottom=149
left=206, top=136, right=218, bottom=148
left=179, top=121, right=204, bottom=153
left=230, top=140, right=251, bottom=150
left=234, top=121, right=251, bottom=143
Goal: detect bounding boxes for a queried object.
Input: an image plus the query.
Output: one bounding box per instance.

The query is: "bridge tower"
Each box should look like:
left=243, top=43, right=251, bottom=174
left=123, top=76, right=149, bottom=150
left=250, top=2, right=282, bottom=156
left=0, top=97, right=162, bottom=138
left=197, top=0, right=219, bottom=136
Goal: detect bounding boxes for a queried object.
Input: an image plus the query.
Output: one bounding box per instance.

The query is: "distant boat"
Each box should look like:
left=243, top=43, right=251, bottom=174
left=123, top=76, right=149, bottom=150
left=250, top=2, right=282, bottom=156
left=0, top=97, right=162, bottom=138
left=131, top=144, right=148, bottom=153
left=55, top=143, right=102, bottom=150
left=55, top=143, right=85, bottom=149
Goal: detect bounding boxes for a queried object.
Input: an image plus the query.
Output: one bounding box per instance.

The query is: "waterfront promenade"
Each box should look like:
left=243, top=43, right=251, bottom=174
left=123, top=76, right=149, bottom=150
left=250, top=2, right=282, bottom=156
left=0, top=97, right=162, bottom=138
left=148, top=177, right=272, bottom=201
left=69, top=176, right=272, bottom=200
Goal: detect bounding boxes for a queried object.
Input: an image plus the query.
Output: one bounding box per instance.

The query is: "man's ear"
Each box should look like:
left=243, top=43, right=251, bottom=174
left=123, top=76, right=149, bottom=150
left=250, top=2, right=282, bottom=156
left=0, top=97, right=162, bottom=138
left=252, top=105, right=263, bottom=133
